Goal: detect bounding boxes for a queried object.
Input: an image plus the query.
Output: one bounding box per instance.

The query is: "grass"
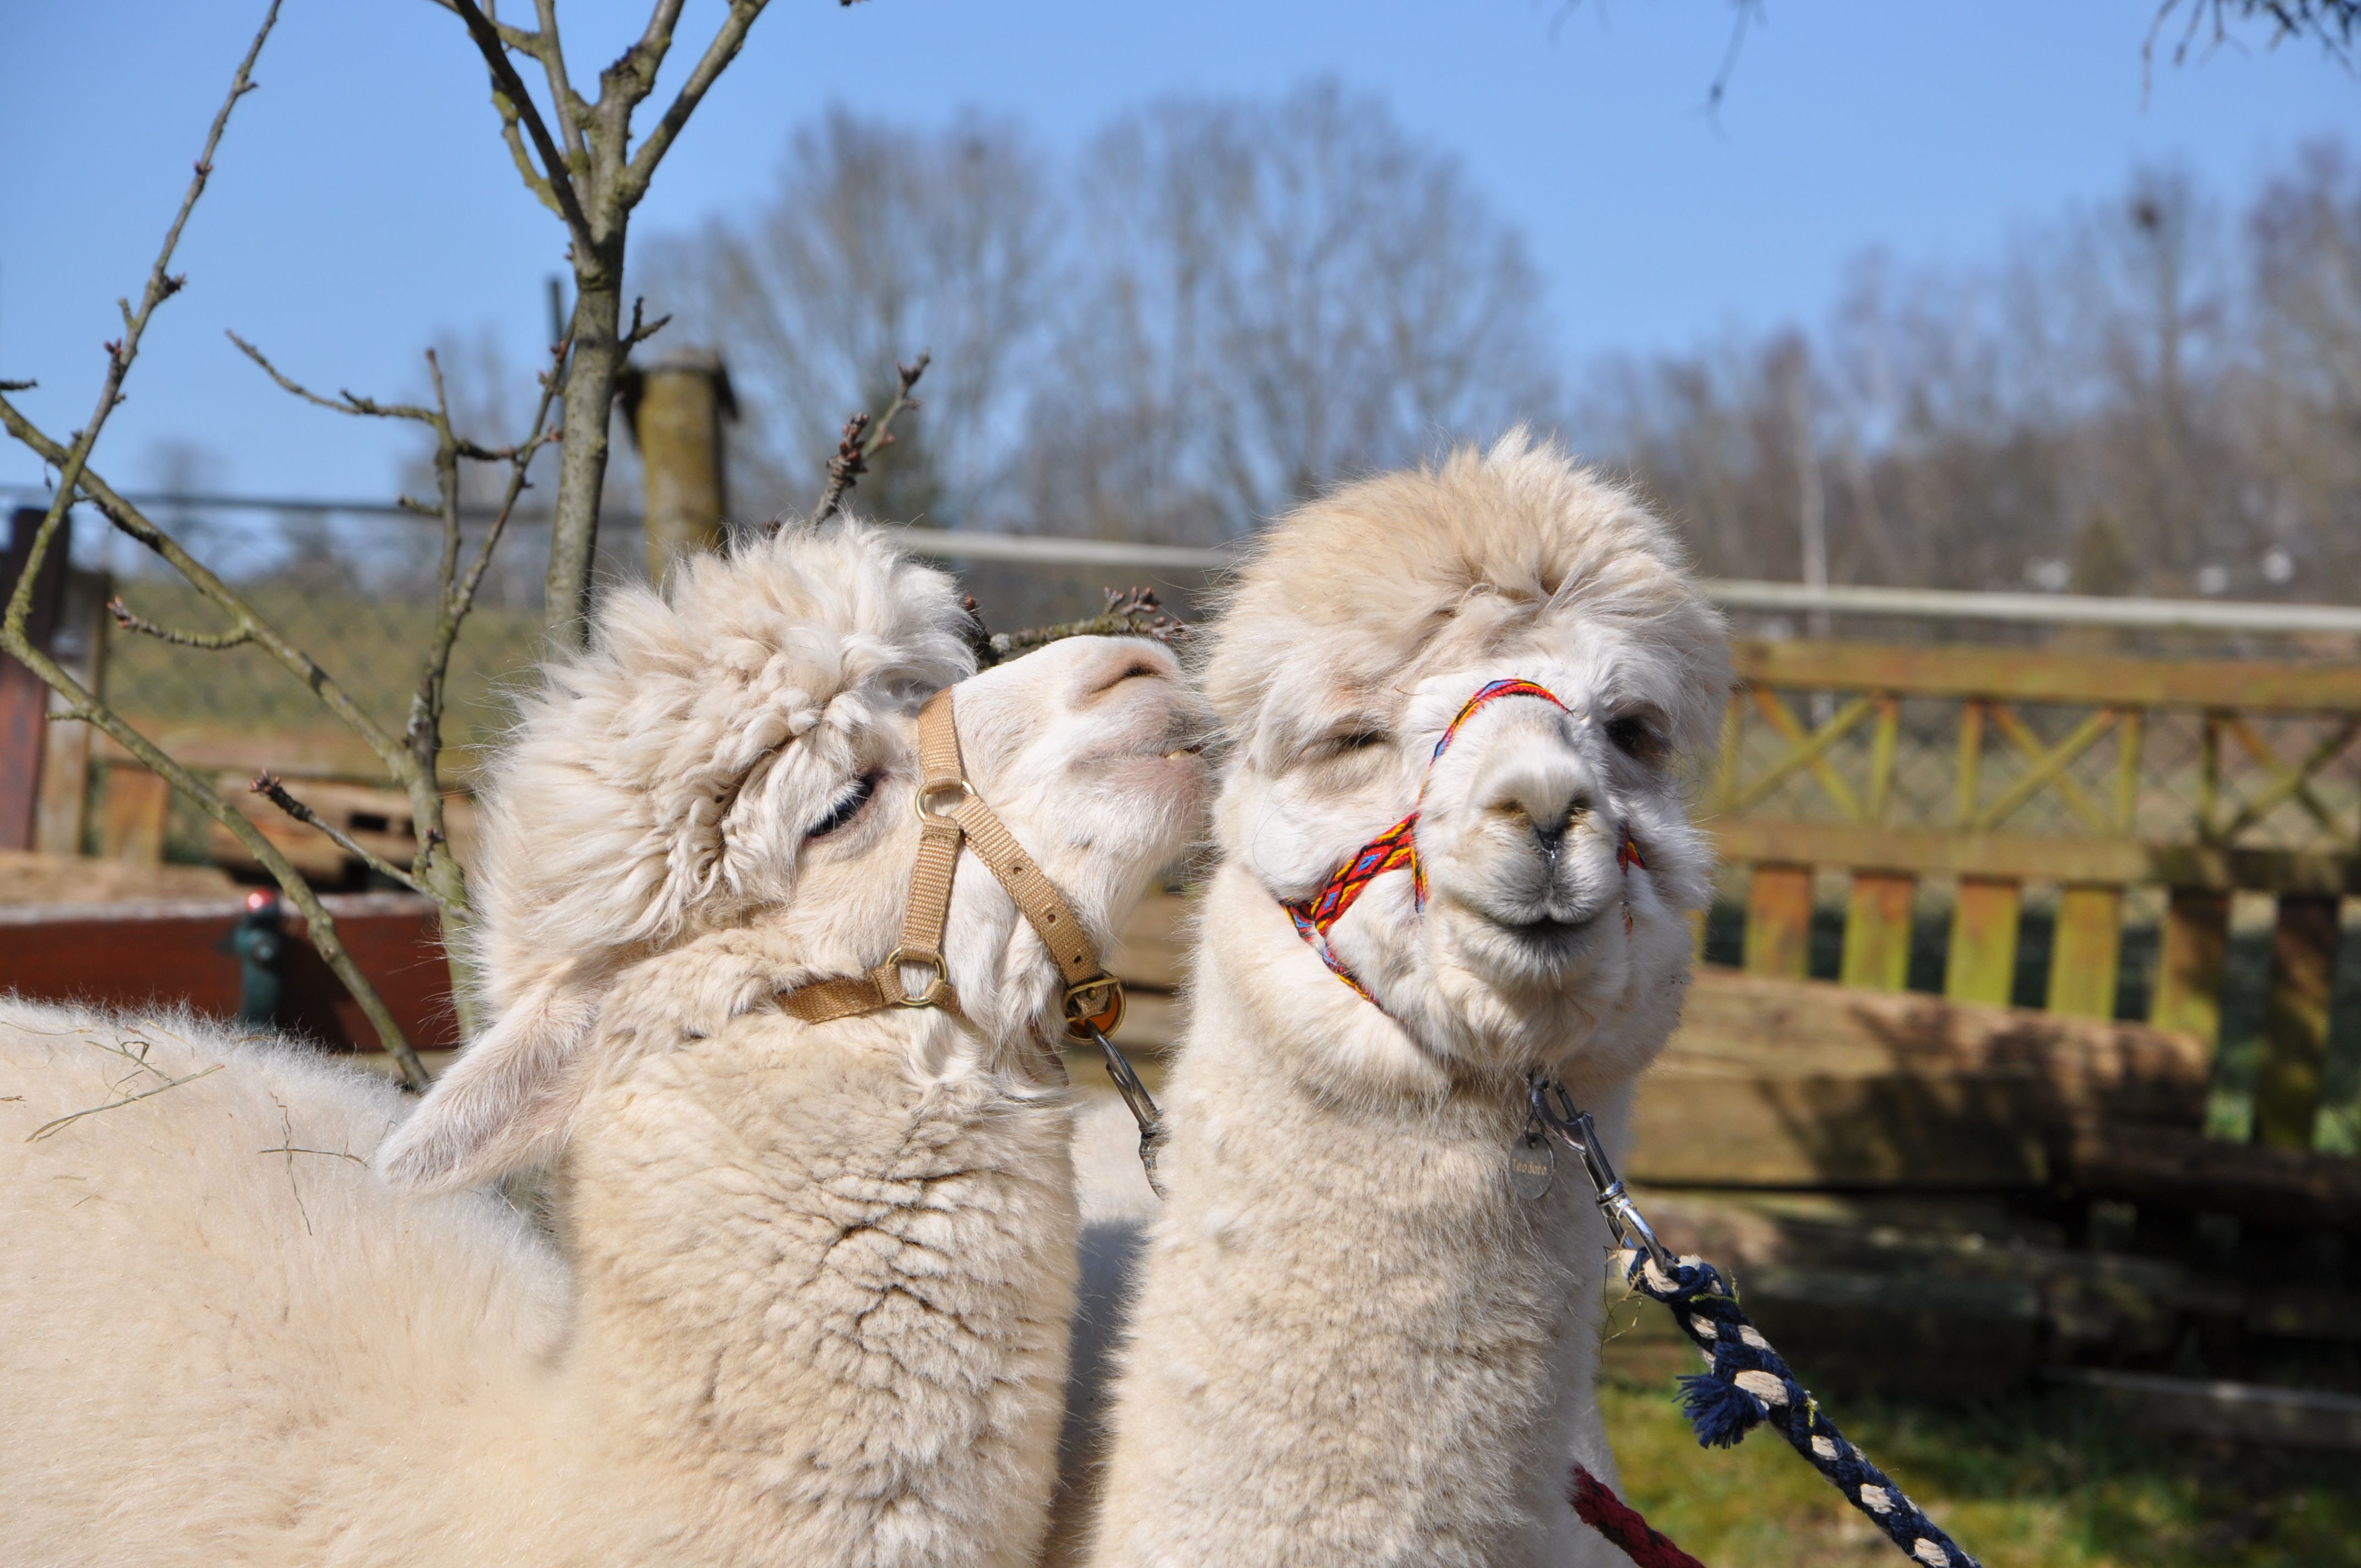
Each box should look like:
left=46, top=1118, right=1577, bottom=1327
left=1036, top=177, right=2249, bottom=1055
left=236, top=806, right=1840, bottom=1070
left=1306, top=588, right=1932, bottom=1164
left=1600, top=1377, right=2361, bottom=1567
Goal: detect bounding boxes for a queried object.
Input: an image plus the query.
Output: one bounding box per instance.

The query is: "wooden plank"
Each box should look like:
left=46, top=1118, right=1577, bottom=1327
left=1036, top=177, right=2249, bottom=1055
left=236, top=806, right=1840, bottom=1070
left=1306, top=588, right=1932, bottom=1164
left=2148, top=888, right=2230, bottom=1048
left=32, top=701, right=93, bottom=854
left=1945, top=876, right=2021, bottom=1006
left=1666, top=970, right=2208, bottom=1104
left=0, top=848, right=235, bottom=905
left=2253, top=893, right=2340, bottom=1150
left=1629, top=1072, right=2051, bottom=1188
left=204, top=777, right=481, bottom=880
left=1742, top=863, right=1814, bottom=979
left=1734, top=637, right=2361, bottom=714
left=1707, top=817, right=2360, bottom=897
left=2064, top=1121, right=2361, bottom=1227
left=1839, top=870, right=1914, bottom=991
left=90, top=724, right=481, bottom=788
left=97, top=767, right=171, bottom=864
left=2046, top=1369, right=2361, bottom=1452
left=2046, top=885, right=2124, bottom=1019
left=1631, top=971, right=2210, bottom=1189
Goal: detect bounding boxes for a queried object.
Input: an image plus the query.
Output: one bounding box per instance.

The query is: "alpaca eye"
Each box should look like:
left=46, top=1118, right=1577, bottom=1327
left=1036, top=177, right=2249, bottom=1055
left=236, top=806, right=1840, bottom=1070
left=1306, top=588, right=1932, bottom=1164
left=1315, top=727, right=1391, bottom=759
left=807, top=774, right=877, bottom=840
left=1604, top=715, right=1663, bottom=764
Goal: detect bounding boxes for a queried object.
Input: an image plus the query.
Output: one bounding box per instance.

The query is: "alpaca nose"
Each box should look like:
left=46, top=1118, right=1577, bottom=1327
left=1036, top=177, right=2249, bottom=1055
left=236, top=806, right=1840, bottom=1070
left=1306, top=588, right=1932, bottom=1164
left=1482, top=759, right=1593, bottom=853
left=1081, top=638, right=1179, bottom=700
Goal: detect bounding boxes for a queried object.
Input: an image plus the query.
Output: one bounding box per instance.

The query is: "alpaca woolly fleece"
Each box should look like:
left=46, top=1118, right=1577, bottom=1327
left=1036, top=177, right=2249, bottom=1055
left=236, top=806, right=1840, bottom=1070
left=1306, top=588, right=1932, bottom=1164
left=1085, top=432, right=1731, bottom=1568
left=468, top=521, right=975, bottom=1016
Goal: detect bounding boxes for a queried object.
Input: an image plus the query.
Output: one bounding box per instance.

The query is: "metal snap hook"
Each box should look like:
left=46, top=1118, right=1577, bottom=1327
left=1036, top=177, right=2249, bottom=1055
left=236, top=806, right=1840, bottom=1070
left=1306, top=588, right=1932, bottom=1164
left=1526, top=1075, right=1678, bottom=1275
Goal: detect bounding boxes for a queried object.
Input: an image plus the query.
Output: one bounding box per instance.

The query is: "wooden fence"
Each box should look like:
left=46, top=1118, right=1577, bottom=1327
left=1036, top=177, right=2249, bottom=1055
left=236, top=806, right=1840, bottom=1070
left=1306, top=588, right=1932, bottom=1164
left=1709, top=637, right=2360, bottom=1150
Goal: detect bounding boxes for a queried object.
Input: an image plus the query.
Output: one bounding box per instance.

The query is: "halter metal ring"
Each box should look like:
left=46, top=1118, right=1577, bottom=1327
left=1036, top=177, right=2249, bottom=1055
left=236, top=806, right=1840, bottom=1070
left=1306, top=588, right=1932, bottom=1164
left=882, top=948, right=951, bottom=1007
left=1063, top=974, right=1127, bottom=1039
left=913, top=779, right=975, bottom=820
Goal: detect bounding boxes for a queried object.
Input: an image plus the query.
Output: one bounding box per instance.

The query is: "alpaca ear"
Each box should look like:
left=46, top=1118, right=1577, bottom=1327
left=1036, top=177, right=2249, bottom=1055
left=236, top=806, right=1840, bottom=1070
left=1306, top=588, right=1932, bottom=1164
left=374, top=986, right=602, bottom=1193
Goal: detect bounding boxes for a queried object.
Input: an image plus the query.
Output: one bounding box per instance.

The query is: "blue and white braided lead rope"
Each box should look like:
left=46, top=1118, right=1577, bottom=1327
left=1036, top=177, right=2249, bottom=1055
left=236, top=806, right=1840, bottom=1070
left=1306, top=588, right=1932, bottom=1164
left=1617, top=1249, right=1983, bottom=1568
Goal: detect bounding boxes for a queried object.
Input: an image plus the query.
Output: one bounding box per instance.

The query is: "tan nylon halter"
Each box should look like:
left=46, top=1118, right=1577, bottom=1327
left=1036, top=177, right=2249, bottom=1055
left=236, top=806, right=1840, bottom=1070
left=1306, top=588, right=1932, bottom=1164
left=777, top=687, right=1127, bottom=1039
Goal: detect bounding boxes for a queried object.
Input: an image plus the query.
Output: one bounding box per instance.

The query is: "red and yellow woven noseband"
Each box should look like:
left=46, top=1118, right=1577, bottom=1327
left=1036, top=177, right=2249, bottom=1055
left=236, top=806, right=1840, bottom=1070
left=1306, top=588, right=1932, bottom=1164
left=1280, top=677, right=1648, bottom=1005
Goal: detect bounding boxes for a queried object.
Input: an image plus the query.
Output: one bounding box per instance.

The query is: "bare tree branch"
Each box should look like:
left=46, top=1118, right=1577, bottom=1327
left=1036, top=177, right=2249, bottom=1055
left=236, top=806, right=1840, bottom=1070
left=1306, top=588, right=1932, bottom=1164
left=621, top=296, right=673, bottom=352
left=0, top=409, right=415, bottom=778
left=621, top=1, right=772, bottom=203
left=422, top=0, right=539, bottom=52
left=529, top=0, right=591, bottom=162
left=107, top=597, right=252, bottom=649
left=980, top=587, right=1191, bottom=668
left=226, top=331, right=438, bottom=425
left=3, top=0, right=278, bottom=660
left=2148, top=0, right=2358, bottom=77
left=446, top=0, right=594, bottom=251
left=797, top=353, right=928, bottom=530
left=250, top=774, right=456, bottom=910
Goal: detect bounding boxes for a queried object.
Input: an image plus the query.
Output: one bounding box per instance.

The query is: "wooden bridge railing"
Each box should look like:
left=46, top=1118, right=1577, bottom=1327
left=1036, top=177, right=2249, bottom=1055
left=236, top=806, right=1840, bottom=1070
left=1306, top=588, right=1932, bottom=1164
left=1709, top=638, right=2360, bottom=1151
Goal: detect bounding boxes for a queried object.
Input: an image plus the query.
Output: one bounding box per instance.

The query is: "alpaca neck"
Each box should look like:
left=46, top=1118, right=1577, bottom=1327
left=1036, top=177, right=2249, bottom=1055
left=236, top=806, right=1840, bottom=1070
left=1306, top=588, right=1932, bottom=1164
left=1088, top=859, right=1634, bottom=1567
left=553, top=1005, right=1079, bottom=1559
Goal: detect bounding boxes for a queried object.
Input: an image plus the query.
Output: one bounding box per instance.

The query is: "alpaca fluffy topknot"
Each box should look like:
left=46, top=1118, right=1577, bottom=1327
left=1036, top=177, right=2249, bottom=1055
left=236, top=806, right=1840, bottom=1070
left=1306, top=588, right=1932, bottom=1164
left=1204, top=428, right=1728, bottom=760
left=469, top=521, right=974, bottom=1014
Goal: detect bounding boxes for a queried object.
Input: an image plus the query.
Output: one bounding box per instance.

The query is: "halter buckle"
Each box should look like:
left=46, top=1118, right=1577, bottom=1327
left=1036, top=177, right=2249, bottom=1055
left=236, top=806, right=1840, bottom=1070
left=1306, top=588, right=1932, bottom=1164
left=1062, top=974, right=1127, bottom=1038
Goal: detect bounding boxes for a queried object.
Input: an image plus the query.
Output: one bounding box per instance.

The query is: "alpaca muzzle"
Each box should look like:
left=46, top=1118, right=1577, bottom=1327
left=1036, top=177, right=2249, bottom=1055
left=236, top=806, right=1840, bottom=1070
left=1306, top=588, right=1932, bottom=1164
left=1280, top=678, right=1647, bottom=1006
left=775, top=685, right=1169, bottom=1190
left=777, top=684, right=1124, bottom=1036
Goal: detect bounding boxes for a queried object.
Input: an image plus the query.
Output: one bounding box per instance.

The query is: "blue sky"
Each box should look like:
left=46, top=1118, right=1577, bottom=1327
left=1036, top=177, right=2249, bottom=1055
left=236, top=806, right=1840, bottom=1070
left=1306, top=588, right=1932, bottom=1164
left=2, top=1, right=2351, bottom=500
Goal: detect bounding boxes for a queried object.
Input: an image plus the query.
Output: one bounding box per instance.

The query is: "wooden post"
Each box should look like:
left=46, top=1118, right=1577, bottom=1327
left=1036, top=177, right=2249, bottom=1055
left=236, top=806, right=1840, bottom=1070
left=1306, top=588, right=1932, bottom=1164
left=99, top=767, right=171, bottom=863
left=33, top=566, right=110, bottom=854
left=2047, top=884, right=2125, bottom=1019
left=1743, top=863, right=1815, bottom=979
left=625, top=350, right=735, bottom=585
left=1840, top=871, right=1915, bottom=990
left=1, top=507, right=71, bottom=850
left=2150, top=888, right=2231, bottom=1049
left=2253, top=893, right=2340, bottom=1150
left=1945, top=877, right=2022, bottom=1006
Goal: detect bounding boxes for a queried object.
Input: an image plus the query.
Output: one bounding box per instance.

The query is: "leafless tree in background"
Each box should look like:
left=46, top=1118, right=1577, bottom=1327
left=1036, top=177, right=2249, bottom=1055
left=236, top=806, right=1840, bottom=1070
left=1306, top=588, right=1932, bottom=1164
left=648, top=83, right=1557, bottom=542
left=1021, top=80, right=1561, bottom=542
left=1580, top=145, right=2361, bottom=604
left=645, top=110, right=1057, bottom=530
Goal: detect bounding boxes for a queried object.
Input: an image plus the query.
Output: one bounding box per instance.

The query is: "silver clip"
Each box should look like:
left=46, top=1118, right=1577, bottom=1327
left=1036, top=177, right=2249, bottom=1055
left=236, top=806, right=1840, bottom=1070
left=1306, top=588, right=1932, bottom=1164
left=1085, top=1023, right=1169, bottom=1200
left=1526, top=1076, right=1677, bottom=1275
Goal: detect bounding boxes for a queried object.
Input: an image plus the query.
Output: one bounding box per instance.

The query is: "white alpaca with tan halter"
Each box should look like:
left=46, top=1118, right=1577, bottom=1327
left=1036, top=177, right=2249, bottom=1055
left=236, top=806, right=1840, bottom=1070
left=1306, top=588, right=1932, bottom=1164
left=0, top=523, right=1210, bottom=1568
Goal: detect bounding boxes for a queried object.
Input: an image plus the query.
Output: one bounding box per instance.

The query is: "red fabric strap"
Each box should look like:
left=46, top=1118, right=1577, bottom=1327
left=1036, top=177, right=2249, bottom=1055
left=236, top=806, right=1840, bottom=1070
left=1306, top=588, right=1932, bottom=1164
left=1569, top=1464, right=1711, bottom=1568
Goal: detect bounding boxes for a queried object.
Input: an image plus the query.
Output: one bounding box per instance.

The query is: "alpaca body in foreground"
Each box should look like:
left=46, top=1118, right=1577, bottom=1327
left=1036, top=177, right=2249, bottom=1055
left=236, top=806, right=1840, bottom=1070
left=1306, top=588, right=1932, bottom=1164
left=0, top=525, right=1209, bottom=1568
left=1086, top=435, right=1731, bottom=1568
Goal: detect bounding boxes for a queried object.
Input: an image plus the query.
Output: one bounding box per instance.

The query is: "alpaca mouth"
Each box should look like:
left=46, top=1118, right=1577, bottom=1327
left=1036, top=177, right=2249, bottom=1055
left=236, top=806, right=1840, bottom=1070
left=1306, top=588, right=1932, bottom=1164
left=1499, top=912, right=1597, bottom=945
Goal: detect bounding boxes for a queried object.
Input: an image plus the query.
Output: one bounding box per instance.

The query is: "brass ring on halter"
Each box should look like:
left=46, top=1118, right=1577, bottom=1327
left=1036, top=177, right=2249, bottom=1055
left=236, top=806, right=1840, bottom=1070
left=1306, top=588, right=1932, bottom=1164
left=882, top=948, right=951, bottom=1007
left=1062, top=974, right=1127, bottom=1039
left=912, top=779, right=976, bottom=820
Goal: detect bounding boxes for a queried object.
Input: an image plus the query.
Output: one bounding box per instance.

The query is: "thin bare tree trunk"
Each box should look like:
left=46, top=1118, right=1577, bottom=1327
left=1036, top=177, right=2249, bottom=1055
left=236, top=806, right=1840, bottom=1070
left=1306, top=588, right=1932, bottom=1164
left=548, top=252, right=624, bottom=647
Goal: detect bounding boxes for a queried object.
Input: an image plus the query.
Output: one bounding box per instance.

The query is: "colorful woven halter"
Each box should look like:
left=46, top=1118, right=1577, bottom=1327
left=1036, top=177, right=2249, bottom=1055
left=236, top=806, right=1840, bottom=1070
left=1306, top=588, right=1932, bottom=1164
left=1282, top=678, right=1647, bottom=1004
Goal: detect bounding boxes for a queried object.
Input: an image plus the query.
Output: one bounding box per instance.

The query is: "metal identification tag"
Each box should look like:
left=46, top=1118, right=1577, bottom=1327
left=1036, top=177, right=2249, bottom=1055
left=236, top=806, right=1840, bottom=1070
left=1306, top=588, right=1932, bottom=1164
left=1509, top=1119, right=1555, bottom=1200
